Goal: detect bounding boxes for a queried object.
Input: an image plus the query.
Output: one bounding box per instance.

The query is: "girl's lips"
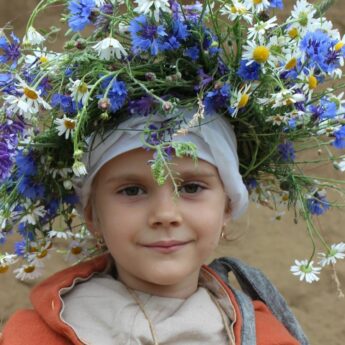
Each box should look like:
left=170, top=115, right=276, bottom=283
left=141, top=240, right=191, bottom=253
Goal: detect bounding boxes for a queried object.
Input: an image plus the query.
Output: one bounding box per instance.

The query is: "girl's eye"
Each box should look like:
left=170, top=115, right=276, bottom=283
left=179, top=183, right=204, bottom=194
left=118, top=186, right=145, bottom=196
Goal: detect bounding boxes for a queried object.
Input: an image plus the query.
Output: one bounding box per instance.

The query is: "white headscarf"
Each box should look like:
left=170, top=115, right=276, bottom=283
left=74, top=110, right=248, bottom=219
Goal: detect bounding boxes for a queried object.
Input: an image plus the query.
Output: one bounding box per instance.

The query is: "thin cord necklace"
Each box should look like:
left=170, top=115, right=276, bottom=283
left=126, top=287, right=233, bottom=345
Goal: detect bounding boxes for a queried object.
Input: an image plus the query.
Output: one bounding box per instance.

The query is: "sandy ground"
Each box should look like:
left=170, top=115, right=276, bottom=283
left=1, top=1, right=345, bottom=344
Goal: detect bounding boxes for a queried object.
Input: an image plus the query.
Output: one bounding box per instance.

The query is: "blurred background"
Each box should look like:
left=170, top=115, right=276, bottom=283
left=0, top=1, right=345, bottom=344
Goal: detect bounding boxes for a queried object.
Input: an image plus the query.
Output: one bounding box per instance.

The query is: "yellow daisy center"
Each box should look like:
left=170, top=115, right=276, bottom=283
left=308, top=75, right=318, bottom=89
left=37, top=249, right=48, bottom=259
left=253, top=46, right=270, bottom=63
left=64, top=118, right=76, bottom=130
left=238, top=94, right=249, bottom=108
left=253, top=0, right=263, bottom=4
left=39, top=56, right=48, bottom=64
left=298, top=12, right=308, bottom=26
left=285, top=57, right=297, bottom=70
left=24, top=87, right=39, bottom=100
left=24, top=265, right=36, bottom=273
left=288, top=28, right=298, bottom=39
left=78, top=82, right=89, bottom=94
left=0, top=265, right=9, bottom=273
left=334, top=41, right=344, bottom=52
left=71, top=246, right=82, bottom=255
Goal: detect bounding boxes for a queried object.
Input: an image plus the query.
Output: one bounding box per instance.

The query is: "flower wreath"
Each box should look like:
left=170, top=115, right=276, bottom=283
left=0, top=0, right=345, bottom=283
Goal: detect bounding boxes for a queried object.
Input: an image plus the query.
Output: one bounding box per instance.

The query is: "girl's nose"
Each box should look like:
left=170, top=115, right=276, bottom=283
left=147, top=187, right=183, bottom=229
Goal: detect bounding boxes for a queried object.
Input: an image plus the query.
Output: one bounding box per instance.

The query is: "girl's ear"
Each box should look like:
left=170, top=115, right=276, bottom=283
left=84, top=200, right=99, bottom=234
left=223, top=198, right=232, bottom=224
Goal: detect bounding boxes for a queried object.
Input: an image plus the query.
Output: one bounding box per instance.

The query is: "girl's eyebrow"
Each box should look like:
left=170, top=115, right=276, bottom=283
left=105, top=171, right=216, bottom=184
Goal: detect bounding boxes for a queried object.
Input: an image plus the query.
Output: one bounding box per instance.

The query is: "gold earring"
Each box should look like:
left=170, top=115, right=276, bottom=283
left=94, top=232, right=106, bottom=249
left=221, top=223, right=227, bottom=240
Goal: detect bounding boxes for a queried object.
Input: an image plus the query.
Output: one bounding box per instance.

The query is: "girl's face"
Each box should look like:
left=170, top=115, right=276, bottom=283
left=85, top=148, right=231, bottom=298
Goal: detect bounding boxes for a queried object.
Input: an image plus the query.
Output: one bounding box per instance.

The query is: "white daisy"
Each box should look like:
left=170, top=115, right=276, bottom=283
left=23, top=26, right=46, bottom=46
left=69, top=79, right=93, bottom=105
left=243, top=0, right=270, bottom=13
left=25, top=48, right=58, bottom=68
left=13, top=262, right=44, bottom=281
left=265, top=114, right=288, bottom=126
left=220, top=1, right=253, bottom=24
left=48, top=229, right=73, bottom=240
left=134, top=0, right=171, bottom=22
left=64, top=240, right=88, bottom=263
left=20, top=201, right=46, bottom=225
left=54, top=115, right=76, bottom=139
left=242, top=41, right=274, bottom=70
left=290, top=259, right=321, bottom=283
left=93, top=37, right=128, bottom=60
left=3, top=78, right=52, bottom=119
left=95, top=0, right=106, bottom=6
left=319, top=243, right=345, bottom=267
left=72, top=160, right=87, bottom=176
left=247, top=16, right=278, bottom=41
left=230, top=84, right=252, bottom=117
left=334, top=159, right=345, bottom=172
left=0, top=253, right=18, bottom=273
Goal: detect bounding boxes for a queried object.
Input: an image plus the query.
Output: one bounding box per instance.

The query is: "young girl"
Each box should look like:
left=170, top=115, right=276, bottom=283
left=2, top=113, right=308, bottom=345
left=1, top=0, right=344, bottom=344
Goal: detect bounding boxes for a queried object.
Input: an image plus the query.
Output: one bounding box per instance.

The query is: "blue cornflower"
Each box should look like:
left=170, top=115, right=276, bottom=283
left=68, top=0, right=95, bottom=32
left=269, top=0, right=283, bottom=9
left=0, top=32, right=21, bottom=68
left=333, top=126, right=345, bottom=149
left=129, top=16, right=167, bottom=56
left=161, top=19, right=189, bottom=51
left=17, top=175, right=46, bottom=200
left=300, top=30, right=343, bottom=74
left=0, top=73, right=13, bottom=87
left=51, top=93, right=78, bottom=115
left=129, top=95, right=155, bottom=116
left=18, top=222, right=35, bottom=241
left=184, top=46, right=200, bottom=61
left=14, top=240, right=26, bottom=256
left=204, top=83, right=231, bottom=114
left=64, top=193, right=79, bottom=206
left=15, top=150, right=37, bottom=176
left=308, top=98, right=337, bottom=121
left=99, top=78, right=127, bottom=113
left=278, top=141, right=295, bottom=162
left=237, top=60, right=261, bottom=81
left=306, top=192, right=330, bottom=215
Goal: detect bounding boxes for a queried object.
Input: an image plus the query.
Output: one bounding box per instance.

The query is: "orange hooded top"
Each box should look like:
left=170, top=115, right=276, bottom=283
left=1, top=254, right=300, bottom=345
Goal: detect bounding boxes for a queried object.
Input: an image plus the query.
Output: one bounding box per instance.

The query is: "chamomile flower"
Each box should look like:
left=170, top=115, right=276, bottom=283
left=23, top=26, right=45, bottom=46
left=48, top=229, right=73, bottom=240
left=25, top=48, right=58, bottom=68
left=247, top=16, right=278, bottom=41
left=54, top=115, right=76, bottom=139
left=220, top=1, right=253, bottom=24
left=242, top=41, right=274, bottom=70
left=134, top=0, right=171, bottom=22
left=265, top=114, right=288, bottom=126
left=4, top=78, right=52, bottom=119
left=319, top=243, right=345, bottom=267
left=20, top=201, right=46, bottom=225
left=64, top=240, right=88, bottom=263
left=290, top=259, right=321, bottom=283
left=243, top=0, right=270, bottom=13
left=0, top=253, right=18, bottom=273
left=93, top=37, right=128, bottom=60
left=229, top=84, right=252, bottom=117
left=69, top=79, right=92, bottom=105
left=13, top=261, right=44, bottom=280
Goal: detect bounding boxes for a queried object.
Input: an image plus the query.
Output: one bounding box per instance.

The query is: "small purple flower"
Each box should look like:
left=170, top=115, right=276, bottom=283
left=99, top=77, right=127, bottom=113
left=333, top=126, right=345, bottom=149
left=182, top=1, right=203, bottom=22
left=0, top=32, right=21, bottom=68
left=129, top=95, right=155, bottom=116
left=195, top=68, right=213, bottom=91
left=0, top=142, right=13, bottom=181
left=307, top=192, right=330, bottom=215
left=68, top=0, right=95, bottom=32
left=278, top=141, right=295, bottom=162
left=129, top=15, right=167, bottom=56
left=14, top=240, right=26, bottom=256
left=95, top=3, right=114, bottom=29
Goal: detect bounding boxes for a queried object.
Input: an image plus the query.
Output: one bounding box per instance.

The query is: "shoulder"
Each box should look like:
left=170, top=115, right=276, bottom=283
left=1, top=309, right=72, bottom=345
